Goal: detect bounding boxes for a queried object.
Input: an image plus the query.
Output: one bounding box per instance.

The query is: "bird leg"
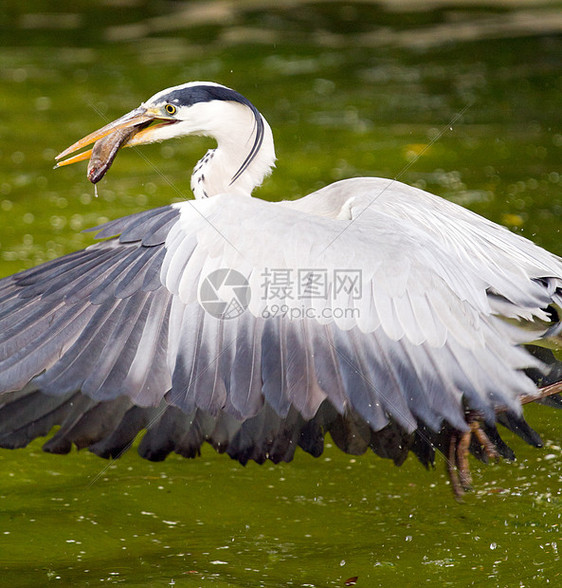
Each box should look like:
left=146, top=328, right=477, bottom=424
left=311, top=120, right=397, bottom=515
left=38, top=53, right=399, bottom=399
left=447, top=381, right=562, bottom=499
left=447, top=416, right=500, bottom=500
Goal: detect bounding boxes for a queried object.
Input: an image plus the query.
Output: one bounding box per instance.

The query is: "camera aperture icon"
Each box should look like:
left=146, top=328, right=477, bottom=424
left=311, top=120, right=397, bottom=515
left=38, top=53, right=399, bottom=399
left=199, top=269, right=251, bottom=319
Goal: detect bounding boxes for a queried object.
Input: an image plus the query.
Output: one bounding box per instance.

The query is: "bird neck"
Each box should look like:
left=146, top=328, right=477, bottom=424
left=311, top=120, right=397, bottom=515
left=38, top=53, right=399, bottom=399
left=190, top=104, right=276, bottom=199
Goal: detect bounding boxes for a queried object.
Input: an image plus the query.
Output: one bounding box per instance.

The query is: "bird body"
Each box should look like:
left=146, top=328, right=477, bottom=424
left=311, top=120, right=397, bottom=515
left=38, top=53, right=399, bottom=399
left=0, top=82, right=560, bottom=495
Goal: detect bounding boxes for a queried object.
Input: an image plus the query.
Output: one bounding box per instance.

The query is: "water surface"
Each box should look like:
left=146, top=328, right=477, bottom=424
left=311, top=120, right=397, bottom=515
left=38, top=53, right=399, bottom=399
left=1, top=2, right=561, bottom=586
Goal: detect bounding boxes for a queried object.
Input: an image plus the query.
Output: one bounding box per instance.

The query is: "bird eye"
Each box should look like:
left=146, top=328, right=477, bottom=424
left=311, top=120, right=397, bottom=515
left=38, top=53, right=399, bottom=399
left=165, top=104, right=176, bottom=115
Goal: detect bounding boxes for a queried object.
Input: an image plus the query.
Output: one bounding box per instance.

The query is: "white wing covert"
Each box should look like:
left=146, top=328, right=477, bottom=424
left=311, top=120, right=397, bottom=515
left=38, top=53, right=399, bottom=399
left=0, top=179, right=559, bottom=467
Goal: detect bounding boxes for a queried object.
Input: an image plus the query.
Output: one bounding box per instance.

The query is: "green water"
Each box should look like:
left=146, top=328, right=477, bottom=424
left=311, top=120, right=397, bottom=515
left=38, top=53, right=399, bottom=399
left=1, top=1, right=561, bottom=586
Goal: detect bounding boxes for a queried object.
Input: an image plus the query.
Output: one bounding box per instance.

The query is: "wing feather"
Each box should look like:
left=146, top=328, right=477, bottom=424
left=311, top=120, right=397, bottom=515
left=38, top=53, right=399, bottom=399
left=1, top=179, right=561, bottom=469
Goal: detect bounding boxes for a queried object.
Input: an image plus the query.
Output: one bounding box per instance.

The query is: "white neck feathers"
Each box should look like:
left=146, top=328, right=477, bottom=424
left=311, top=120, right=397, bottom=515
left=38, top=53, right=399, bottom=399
left=189, top=100, right=275, bottom=199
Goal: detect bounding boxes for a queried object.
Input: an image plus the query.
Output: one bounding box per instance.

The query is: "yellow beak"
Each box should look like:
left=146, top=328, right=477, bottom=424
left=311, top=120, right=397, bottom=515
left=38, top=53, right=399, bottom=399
left=54, top=106, right=177, bottom=180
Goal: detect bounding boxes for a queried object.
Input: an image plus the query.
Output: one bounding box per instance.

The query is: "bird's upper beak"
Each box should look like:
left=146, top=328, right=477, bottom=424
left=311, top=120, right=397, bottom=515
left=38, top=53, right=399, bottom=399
left=55, top=105, right=177, bottom=182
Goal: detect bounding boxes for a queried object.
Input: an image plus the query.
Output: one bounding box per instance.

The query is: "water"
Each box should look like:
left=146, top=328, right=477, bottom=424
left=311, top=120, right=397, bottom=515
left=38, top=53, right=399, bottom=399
left=1, top=1, right=561, bottom=585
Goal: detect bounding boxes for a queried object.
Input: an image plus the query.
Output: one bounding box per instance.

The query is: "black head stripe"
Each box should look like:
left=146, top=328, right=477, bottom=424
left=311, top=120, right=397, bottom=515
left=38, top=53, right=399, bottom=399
left=162, top=84, right=250, bottom=108
left=161, top=84, right=264, bottom=185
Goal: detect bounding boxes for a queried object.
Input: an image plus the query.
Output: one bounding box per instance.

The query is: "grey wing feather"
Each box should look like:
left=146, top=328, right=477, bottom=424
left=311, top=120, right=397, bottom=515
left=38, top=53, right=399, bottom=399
left=229, top=315, right=264, bottom=417
left=260, top=318, right=291, bottom=418
left=1, top=183, right=560, bottom=471
left=87, top=205, right=174, bottom=241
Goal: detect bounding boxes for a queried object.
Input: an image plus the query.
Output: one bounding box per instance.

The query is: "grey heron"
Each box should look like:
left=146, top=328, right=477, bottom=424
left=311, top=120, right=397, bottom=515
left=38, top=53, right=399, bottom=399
left=0, top=82, right=560, bottom=498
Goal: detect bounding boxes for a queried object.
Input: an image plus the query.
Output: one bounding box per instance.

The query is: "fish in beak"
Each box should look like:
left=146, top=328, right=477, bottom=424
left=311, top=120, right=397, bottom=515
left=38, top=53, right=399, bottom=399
left=55, top=106, right=177, bottom=184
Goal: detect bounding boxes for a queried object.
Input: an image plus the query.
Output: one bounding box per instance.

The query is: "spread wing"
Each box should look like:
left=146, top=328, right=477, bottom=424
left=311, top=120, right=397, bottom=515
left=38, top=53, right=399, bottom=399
left=1, top=179, right=560, bottom=464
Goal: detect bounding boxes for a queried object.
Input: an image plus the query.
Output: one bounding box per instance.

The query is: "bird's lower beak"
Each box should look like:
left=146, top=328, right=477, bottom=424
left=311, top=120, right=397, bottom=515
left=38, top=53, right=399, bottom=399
left=55, top=106, right=177, bottom=175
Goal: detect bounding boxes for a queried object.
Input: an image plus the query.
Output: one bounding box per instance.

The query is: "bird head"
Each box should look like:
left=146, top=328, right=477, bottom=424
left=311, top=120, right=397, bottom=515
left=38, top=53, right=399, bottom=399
left=55, top=82, right=274, bottom=193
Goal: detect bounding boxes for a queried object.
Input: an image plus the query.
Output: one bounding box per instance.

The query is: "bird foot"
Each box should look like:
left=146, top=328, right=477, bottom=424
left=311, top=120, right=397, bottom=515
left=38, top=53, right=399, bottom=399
left=447, top=418, right=500, bottom=500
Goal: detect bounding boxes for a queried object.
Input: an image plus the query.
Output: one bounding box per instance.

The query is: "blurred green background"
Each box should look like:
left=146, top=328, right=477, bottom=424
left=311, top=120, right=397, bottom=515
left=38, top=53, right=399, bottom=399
left=0, top=1, right=561, bottom=586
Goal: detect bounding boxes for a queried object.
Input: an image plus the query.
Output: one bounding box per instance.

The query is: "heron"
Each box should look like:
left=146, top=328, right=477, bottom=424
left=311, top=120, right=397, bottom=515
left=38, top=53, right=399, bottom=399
left=0, top=82, right=560, bottom=498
